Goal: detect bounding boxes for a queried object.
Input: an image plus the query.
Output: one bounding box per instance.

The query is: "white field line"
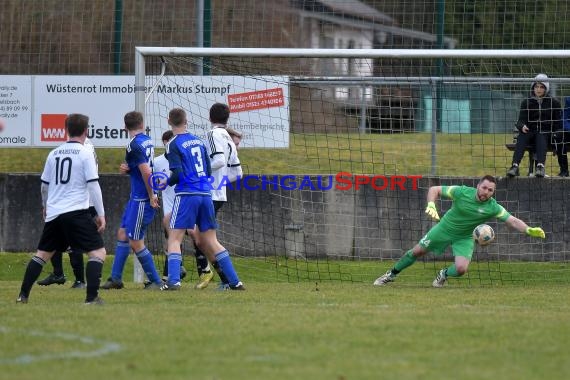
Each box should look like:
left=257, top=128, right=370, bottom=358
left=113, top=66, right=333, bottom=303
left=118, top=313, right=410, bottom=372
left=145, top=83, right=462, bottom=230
left=0, top=326, right=122, bottom=365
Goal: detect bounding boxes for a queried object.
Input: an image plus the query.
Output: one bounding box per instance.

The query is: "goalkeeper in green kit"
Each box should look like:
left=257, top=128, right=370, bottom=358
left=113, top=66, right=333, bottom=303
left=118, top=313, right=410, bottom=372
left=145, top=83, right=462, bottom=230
left=374, top=175, right=546, bottom=287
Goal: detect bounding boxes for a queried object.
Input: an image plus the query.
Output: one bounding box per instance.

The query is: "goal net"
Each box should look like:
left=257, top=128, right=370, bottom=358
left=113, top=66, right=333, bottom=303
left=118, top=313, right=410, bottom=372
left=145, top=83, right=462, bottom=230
left=136, top=47, right=570, bottom=286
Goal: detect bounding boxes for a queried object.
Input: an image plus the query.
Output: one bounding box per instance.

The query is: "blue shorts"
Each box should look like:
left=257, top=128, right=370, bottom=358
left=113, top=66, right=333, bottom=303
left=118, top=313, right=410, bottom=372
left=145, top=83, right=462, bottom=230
left=120, top=199, right=156, bottom=241
left=169, top=194, right=218, bottom=232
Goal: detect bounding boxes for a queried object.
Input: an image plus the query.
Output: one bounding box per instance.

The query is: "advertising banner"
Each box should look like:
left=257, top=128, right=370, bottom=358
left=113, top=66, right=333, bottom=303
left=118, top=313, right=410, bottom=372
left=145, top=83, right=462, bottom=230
left=0, top=75, right=289, bottom=148
left=0, top=76, right=32, bottom=147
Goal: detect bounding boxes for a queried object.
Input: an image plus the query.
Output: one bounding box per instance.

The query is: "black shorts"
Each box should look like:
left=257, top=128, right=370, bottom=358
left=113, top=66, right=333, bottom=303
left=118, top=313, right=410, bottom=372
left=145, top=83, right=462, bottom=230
left=213, top=200, right=225, bottom=216
left=89, top=206, right=98, bottom=218
left=37, top=209, right=104, bottom=253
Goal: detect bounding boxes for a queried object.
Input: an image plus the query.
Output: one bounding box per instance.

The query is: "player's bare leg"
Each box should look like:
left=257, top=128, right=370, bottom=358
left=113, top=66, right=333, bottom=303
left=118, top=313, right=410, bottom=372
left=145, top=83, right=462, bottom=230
left=433, top=256, right=470, bottom=288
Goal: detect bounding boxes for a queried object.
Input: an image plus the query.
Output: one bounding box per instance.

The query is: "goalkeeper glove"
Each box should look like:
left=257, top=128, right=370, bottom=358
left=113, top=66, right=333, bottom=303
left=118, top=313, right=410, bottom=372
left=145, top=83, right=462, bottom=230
left=425, top=201, right=440, bottom=221
left=526, top=227, right=545, bottom=239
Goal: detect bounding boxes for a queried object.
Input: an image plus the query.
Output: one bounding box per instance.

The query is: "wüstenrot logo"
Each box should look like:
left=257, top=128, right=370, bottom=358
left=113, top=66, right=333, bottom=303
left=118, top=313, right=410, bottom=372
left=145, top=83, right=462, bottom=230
left=41, top=114, right=67, bottom=142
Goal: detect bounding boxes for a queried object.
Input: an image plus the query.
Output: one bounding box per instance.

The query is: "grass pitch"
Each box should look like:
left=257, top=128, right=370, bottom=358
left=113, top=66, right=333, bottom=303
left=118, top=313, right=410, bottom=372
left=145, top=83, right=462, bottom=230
left=1, top=253, right=569, bottom=380
left=2, top=131, right=567, bottom=379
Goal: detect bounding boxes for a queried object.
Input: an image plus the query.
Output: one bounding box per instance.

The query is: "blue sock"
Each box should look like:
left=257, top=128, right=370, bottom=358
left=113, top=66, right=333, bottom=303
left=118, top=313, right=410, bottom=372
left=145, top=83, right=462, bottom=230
left=167, top=253, right=182, bottom=284
left=215, top=250, right=240, bottom=286
left=136, top=247, right=161, bottom=284
left=110, top=240, right=130, bottom=280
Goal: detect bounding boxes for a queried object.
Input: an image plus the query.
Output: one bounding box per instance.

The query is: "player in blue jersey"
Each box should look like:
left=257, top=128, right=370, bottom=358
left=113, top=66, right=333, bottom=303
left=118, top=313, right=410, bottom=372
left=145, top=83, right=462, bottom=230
left=150, top=130, right=188, bottom=282
left=160, top=107, right=244, bottom=290
left=101, top=111, right=163, bottom=290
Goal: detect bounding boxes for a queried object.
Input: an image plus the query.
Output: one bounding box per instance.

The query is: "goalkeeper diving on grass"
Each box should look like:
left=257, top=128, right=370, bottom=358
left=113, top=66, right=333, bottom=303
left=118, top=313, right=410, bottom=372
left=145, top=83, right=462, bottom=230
left=374, top=175, right=546, bottom=287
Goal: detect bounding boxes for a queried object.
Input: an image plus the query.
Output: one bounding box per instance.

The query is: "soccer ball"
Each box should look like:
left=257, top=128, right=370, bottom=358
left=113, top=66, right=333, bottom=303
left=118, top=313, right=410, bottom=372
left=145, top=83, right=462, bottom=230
left=473, top=224, right=495, bottom=246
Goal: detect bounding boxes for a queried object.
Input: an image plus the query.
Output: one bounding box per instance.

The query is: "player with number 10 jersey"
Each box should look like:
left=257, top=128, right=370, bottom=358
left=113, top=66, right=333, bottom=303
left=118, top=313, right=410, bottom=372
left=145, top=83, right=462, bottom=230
left=42, top=140, right=100, bottom=221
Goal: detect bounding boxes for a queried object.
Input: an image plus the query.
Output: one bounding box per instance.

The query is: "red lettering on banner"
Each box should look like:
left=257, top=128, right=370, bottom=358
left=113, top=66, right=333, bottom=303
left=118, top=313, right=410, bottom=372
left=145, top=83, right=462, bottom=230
left=228, top=88, right=285, bottom=113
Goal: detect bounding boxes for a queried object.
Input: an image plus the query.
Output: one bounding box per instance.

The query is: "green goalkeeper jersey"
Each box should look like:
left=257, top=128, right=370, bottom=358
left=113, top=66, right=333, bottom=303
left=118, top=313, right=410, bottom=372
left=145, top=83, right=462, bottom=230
left=439, top=185, right=510, bottom=239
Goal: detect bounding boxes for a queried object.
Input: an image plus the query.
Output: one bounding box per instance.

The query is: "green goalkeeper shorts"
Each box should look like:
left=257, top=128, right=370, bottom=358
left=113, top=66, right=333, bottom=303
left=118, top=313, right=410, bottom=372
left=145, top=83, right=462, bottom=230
left=418, top=226, right=475, bottom=259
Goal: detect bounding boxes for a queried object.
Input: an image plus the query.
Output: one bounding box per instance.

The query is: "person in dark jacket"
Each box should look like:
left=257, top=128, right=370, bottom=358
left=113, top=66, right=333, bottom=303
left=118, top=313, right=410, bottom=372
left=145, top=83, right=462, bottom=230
left=507, top=73, right=562, bottom=178
left=555, top=97, right=570, bottom=177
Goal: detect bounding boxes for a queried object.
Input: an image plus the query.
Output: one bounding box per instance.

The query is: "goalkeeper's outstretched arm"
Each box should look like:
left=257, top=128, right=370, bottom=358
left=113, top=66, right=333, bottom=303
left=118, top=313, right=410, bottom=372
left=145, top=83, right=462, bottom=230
left=426, top=186, right=443, bottom=203
left=504, top=215, right=546, bottom=239
left=424, top=186, right=443, bottom=221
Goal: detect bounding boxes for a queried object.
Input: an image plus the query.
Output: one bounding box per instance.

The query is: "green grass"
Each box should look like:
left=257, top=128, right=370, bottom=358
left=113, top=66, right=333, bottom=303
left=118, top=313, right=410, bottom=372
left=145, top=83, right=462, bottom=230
left=2, top=253, right=570, bottom=380
left=0, top=133, right=554, bottom=176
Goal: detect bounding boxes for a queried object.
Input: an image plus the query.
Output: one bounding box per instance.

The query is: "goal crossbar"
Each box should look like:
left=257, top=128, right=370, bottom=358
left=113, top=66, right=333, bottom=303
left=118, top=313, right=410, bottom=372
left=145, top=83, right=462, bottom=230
left=134, top=47, right=570, bottom=112
left=135, top=47, right=570, bottom=59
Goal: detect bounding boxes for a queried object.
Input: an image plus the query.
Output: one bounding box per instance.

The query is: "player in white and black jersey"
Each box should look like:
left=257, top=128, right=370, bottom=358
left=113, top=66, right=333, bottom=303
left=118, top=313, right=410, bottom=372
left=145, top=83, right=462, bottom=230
left=153, top=131, right=176, bottom=224
left=17, top=114, right=107, bottom=305
left=225, top=126, right=243, bottom=183
left=192, top=102, right=243, bottom=290
left=36, top=138, right=98, bottom=289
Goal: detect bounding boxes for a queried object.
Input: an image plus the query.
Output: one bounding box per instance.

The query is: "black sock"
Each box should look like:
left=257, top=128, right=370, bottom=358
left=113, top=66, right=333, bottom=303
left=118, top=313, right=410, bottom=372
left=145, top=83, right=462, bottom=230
left=162, top=251, right=170, bottom=277
left=193, top=242, right=209, bottom=275
left=51, top=251, right=64, bottom=276
left=212, top=261, right=229, bottom=284
left=20, top=256, right=46, bottom=297
left=69, top=250, right=85, bottom=282
left=85, top=257, right=104, bottom=302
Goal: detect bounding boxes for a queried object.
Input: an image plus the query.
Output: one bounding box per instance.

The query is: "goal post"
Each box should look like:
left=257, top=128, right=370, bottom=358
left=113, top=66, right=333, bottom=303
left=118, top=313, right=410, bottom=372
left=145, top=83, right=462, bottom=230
left=134, top=47, right=570, bottom=286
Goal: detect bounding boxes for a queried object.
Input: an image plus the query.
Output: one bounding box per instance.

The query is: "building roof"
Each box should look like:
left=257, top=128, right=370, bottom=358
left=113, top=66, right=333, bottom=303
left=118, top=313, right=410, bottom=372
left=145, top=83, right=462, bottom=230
left=293, top=0, right=456, bottom=47
left=317, top=0, right=395, bottom=25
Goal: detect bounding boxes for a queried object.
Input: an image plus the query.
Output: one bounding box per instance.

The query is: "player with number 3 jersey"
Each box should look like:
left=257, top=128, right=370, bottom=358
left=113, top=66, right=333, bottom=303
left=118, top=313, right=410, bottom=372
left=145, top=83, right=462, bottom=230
left=160, top=107, right=244, bottom=290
